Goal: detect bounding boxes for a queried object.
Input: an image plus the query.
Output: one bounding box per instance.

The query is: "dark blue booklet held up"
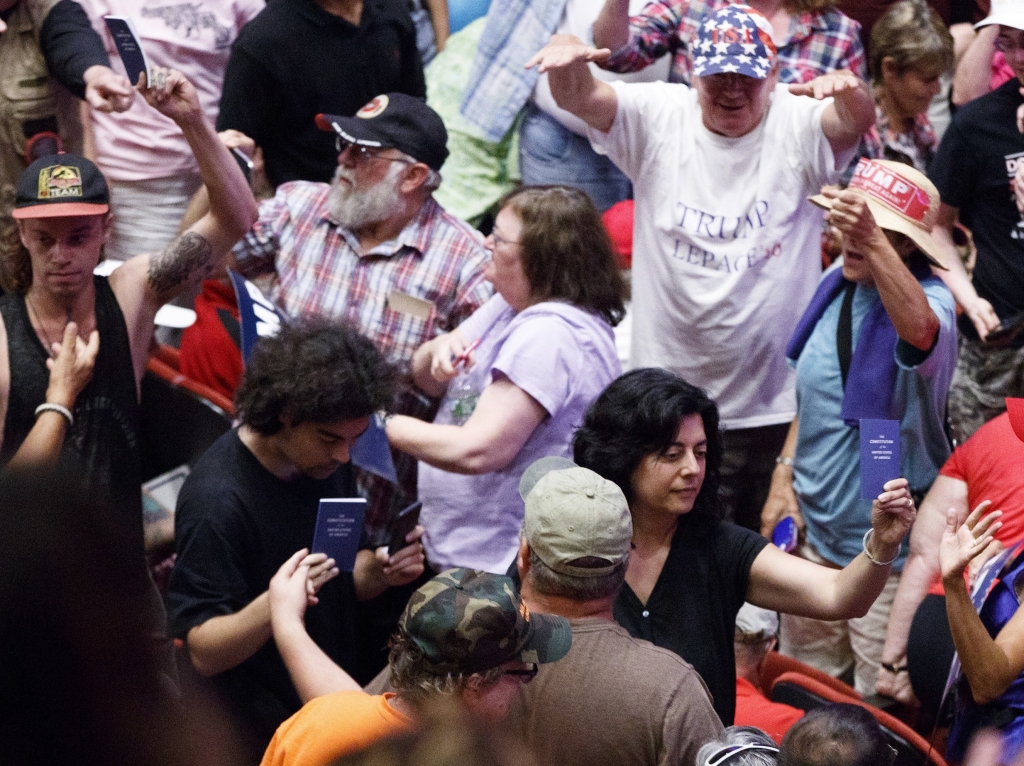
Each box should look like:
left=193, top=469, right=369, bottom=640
left=311, top=498, right=366, bottom=572
left=103, top=17, right=151, bottom=86
left=859, top=419, right=901, bottom=500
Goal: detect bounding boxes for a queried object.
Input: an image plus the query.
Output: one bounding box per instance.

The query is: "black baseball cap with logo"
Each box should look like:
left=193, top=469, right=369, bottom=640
left=12, top=153, right=109, bottom=219
left=315, top=93, right=449, bottom=171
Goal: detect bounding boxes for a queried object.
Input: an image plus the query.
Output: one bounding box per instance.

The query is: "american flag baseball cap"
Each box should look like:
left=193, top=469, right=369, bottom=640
left=692, top=4, right=778, bottom=80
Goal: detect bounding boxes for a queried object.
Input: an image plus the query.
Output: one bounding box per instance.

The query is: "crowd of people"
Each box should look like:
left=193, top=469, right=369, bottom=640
left=4, top=0, right=1024, bottom=762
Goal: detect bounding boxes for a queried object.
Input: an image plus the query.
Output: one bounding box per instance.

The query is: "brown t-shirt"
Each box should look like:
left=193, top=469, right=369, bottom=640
left=515, top=617, right=724, bottom=766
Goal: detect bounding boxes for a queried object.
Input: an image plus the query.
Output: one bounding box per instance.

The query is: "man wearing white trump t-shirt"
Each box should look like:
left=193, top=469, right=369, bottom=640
left=527, top=4, right=874, bottom=531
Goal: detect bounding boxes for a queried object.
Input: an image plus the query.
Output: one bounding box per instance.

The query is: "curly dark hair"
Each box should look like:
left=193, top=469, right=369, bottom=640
left=573, top=368, right=723, bottom=517
left=234, top=318, right=396, bottom=435
left=501, top=186, right=626, bottom=326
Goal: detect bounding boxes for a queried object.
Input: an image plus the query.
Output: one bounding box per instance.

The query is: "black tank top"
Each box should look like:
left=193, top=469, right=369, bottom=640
left=1, top=277, right=145, bottom=561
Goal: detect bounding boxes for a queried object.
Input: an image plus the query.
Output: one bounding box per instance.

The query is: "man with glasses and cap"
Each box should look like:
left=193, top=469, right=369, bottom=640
left=526, top=4, right=874, bottom=535
left=766, top=159, right=957, bottom=695
left=926, top=2, right=1024, bottom=447
left=260, top=566, right=572, bottom=766
left=228, top=93, right=491, bottom=548
left=512, top=456, right=723, bottom=766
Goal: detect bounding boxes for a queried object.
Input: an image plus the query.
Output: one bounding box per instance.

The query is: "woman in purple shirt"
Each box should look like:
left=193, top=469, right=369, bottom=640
left=385, top=186, right=626, bottom=574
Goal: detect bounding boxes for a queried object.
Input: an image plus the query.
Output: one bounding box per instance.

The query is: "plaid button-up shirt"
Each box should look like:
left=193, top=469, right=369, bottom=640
left=234, top=182, right=493, bottom=536
left=235, top=182, right=492, bottom=375
left=860, top=106, right=936, bottom=172
left=602, top=0, right=866, bottom=85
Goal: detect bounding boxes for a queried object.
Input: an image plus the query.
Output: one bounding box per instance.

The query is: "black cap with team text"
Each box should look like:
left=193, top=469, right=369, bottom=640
left=13, top=153, right=109, bottom=219
left=315, top=93, right=449, bottom=171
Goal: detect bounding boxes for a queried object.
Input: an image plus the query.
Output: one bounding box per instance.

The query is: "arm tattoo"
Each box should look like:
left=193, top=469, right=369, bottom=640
left=147, top=232, right=213, bottom=297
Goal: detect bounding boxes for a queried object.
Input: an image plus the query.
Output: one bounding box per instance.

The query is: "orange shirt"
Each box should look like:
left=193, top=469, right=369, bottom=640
left=261, top=691, right=411, bottom=766
left=734, top=677, right=804, bottom=744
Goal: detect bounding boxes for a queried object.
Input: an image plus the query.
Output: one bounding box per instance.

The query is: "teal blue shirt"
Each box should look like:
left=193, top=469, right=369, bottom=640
left=792, top=266, right=957, bottom=569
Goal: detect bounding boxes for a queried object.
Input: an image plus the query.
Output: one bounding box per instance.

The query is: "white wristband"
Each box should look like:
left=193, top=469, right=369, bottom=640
left=35, top=402, right=73, bottom=428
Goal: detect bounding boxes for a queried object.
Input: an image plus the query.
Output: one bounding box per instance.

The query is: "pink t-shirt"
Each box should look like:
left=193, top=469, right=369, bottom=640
left=81, top=0, right=263, bottom=180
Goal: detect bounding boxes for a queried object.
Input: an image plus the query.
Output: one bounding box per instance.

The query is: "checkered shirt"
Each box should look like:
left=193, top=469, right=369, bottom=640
left=234, top=182, right=493, bottom=538
left=602, top=0, right=866, bottom=85
left=860, top=105, right=936, bottom=173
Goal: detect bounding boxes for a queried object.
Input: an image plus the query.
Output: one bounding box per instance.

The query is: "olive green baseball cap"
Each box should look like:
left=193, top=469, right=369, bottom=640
left=399, top=568, right=572, bottom=675
left=520, top=458, right=632, bottom=578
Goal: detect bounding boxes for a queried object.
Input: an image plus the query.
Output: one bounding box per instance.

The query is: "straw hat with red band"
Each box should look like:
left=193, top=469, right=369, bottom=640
left=12, top=153, right=109, bottom=219
left=808, top=158, right=948, bottom=270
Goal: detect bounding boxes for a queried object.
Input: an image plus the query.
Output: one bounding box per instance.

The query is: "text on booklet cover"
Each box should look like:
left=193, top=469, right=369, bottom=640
left=103, top=17, right=151, bottom=85
left=312, top=499, right=366, bottom=572
left=859, top=419, right=901, bottom=500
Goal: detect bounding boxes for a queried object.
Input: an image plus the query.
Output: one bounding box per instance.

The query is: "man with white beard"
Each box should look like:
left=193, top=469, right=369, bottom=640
left=230, top=94, right=492, bottom=667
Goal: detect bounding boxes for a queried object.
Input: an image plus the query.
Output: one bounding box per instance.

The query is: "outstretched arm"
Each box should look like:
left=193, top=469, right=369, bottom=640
left=748, top=479, right=917, bottom=619
left=790, top=70, right=875, bottom=155
left=109, top=68, right=258, bottom=381
left=525, top=35, right=618, bottom=133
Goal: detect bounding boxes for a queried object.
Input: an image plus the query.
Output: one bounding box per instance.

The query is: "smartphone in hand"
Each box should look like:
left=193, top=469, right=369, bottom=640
left=387, top=501, right=422, bottom=557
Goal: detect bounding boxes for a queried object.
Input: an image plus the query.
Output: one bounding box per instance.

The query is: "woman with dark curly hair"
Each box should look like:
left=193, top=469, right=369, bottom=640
left=572, top=368, right=918, bottom=726
left=385, top=185, right=626, bottom=575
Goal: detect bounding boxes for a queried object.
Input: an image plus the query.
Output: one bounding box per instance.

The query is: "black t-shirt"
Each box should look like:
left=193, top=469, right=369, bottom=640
left=613, top=514, right=768, bottom=726
left=168, top=429, right=360, bottom=755
left=215, top=0, right=425, bottom=187
left=930, top=77, right=1024, bottom=323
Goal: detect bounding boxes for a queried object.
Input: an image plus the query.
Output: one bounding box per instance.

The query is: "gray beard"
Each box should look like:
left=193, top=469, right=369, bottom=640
left=326, top=164, right=406, bottom=231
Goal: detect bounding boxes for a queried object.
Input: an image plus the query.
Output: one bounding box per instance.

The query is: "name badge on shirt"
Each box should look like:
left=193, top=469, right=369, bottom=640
left=387, top=290, right=433, bottom=320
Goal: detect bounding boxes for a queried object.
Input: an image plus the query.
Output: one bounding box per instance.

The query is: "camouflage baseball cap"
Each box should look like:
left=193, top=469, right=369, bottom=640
left=399, top=568, right=572, bottom=675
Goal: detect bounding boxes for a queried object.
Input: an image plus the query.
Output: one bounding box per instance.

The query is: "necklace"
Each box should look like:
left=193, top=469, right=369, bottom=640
left=25, top=292, right=71, bottom=360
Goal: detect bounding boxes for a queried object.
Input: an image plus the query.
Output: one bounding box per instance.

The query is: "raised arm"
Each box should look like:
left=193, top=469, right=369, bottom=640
left=931, top=203, right=1000, bottom=340
left=525, top=35, right=618, bottom=133
left=593, top=0, right=630, bottom=53
left=940, top=503, right=1021, bottom=705
left=953, top=24, right=997, bottom=107
left=748, top=479, right=917, bottom=619
left=876, top=475, right=969, bottom=702
left=790, top=70, right=875, bottom=156
left=109, top=68, right=258, bottom=380
left=824, top=187, right=939, bottom=349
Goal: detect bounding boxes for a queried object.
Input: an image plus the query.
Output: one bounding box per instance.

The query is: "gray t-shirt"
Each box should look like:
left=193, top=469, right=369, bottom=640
left=514, top=616, right=723, bottom=766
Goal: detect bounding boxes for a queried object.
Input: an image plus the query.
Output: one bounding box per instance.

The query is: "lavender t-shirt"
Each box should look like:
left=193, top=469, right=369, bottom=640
left=418, top=295, right=621, bottom=573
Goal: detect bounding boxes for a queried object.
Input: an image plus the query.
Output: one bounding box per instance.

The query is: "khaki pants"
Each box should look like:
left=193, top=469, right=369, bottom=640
left=779, top=540, right=901, bottom=695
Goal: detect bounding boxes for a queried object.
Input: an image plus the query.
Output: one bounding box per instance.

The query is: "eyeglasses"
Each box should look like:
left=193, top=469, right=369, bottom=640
left=502, top=664, right=539, bottom=684
left=705, top=744, right=780, bottom=766
left=995, top=35, right=1024, bottom=54
left=489, top=230, right=520, bottom=248
left=335, top=136, right=415, bottom=165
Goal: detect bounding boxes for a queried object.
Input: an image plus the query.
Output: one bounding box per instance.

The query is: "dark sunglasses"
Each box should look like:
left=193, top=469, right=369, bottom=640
left=335, top=136, right=414, bottom=164
left=503, top=664, right=539, bottom=684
